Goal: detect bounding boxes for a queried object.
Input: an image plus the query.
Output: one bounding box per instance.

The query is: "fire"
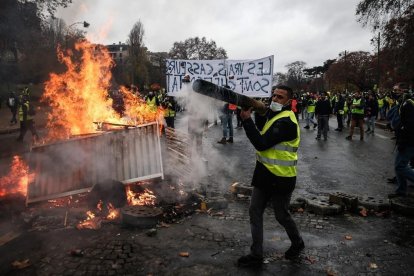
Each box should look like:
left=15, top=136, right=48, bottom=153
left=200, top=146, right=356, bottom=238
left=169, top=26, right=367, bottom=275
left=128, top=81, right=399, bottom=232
left=126, top=186, right=156, bottom=206
left=77, top=202, right=120, bottom=229
left=41, top=40, right=164, bottom=143
left=76, top=210, right=102, bottom=230
left=106, top=203, right=120, bottom=220
left=119, top=86, right=164, bottom=126
left=0, top=155, right=33, bottom=198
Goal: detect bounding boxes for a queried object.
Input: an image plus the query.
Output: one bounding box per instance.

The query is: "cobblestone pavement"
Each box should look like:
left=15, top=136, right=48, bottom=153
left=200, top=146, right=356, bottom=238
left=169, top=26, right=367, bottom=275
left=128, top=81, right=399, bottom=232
left=1, top=112, right=414, bottom=275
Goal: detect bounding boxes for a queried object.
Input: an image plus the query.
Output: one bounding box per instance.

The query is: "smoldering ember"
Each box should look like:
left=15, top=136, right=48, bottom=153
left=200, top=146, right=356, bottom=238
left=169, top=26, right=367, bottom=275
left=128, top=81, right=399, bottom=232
left=1, top=16, right=414, bottom=276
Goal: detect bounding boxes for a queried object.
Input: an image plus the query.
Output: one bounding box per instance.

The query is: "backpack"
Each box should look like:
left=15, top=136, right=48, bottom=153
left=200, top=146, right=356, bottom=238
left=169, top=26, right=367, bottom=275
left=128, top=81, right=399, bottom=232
left=386, top=104, right=401, bottom=130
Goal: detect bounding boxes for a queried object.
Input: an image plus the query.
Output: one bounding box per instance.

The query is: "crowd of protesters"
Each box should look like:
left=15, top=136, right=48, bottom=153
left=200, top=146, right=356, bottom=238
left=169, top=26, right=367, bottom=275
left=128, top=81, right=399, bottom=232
left=297, top=86, right=412, bottom=140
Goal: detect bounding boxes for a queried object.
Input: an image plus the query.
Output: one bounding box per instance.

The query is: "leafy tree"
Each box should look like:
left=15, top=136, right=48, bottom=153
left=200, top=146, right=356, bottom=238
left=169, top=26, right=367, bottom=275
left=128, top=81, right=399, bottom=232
left=325, top=51, right=372, bottom=91
left=0, top=0, right=73, bottom=84
left=357, top=0, right=414, bottom=86
left=168, top=36, right=227, bottom=60
left=303, top=59, right=336, bottom=92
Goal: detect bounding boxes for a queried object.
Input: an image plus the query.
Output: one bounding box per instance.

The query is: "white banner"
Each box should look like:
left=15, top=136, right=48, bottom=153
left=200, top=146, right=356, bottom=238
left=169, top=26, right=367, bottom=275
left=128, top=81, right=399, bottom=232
left=165, top=55, right=274, bottom=97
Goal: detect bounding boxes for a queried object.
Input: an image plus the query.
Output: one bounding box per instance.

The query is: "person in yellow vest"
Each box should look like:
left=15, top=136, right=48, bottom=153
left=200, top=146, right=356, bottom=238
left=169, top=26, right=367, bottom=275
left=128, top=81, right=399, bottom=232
left=16, top=94, right=39, bottom=142
left=162, top=96, right=176, bottom=128
left=377, top=94, right=386, bottom=120
left=237, top=85, right=304, bottom=268
left=334, top=93, right=345, bottom=131
left=346, top=91, right=366, bottom=141
left=145, top=91, right=159, bottom=112
left=304, top=95, right=317, bottom=129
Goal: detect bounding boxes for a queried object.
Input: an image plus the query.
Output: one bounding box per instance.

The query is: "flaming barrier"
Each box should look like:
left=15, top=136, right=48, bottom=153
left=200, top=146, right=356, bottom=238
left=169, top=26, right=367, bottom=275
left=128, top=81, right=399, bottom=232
left=27, top=122, right=163, bottom=204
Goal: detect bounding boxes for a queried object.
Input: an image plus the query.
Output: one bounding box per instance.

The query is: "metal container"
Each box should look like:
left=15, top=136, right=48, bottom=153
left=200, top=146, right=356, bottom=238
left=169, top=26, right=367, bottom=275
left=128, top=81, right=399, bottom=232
left=27, top=122, right=164, bottom=204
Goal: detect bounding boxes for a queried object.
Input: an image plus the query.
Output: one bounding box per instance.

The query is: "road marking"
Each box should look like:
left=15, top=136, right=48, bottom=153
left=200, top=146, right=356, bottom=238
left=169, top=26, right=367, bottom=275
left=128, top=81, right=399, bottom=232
left=374, top=133, right=389, bottom=139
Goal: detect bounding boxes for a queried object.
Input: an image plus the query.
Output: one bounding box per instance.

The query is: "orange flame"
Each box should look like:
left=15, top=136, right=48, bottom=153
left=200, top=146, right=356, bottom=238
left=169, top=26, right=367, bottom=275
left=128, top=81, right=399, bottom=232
left=41, top=40, right=164, bottom=143
left=119, top=86, right=164, bottom=125
left=0, top=155, right=33, bottom=198
left=126, top=186, right=156, bottom=206
left=76, top=210, right=102, bottom=230
left=106, top=203, right=120, bottom=220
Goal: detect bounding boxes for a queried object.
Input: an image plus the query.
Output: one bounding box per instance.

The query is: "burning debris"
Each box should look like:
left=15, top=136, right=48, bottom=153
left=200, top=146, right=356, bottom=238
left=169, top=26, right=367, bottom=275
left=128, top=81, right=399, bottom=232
left=126, top=186, right=156, bottom=206
left=0, top=155, right=33, bottom=198
left=41, top=40, right=164, bottom=143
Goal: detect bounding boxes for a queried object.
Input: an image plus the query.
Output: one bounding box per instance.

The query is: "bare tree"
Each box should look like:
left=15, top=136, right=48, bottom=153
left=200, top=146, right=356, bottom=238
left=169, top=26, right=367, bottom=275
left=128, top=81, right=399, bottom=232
left=285, top=61, right=307, bottom=91
left=168, top=36, right=227, bottom=60
left=42, top=17, right=66, bottom=48
left=127, top=20, right=149, bottom=89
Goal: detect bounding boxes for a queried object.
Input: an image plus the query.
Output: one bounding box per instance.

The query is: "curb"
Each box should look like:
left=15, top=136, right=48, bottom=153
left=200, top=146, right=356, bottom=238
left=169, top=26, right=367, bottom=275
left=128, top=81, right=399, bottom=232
left=0, top=127, right=19, bottom=135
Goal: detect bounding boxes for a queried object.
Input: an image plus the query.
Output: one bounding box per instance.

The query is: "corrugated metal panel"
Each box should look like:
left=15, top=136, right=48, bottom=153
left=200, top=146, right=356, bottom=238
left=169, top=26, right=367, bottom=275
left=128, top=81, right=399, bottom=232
left=27, top=122, right=163, bottom=204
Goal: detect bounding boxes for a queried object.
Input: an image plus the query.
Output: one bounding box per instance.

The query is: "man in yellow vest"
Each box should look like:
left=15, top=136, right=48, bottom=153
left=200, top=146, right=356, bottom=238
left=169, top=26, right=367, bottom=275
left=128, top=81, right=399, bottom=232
left=237, top=85, right=304, bottom=268
left=304, top=95, right=317, bottom=129
left=162, top=96, right=176, bottom=128
left=346, top=91, right=366, bottom=141
left=16, top=94, right=39, bottom=142
left=145, top=91, right=159, bottom=112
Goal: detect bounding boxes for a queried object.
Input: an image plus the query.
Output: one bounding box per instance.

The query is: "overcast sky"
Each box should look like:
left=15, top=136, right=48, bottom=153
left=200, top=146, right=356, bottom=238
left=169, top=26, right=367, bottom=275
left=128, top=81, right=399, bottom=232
left=56, top=0, right=375, bottom=73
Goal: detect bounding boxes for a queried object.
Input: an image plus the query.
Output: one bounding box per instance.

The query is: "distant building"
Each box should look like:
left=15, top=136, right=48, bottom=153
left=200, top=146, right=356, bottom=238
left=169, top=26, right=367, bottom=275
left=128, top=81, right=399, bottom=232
left=106, top=42, right=129, bottom=65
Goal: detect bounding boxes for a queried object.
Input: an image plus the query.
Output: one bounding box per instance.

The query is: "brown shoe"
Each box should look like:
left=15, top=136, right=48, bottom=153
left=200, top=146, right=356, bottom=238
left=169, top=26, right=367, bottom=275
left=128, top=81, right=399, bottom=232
left=226, top=137, right=233, bottom=143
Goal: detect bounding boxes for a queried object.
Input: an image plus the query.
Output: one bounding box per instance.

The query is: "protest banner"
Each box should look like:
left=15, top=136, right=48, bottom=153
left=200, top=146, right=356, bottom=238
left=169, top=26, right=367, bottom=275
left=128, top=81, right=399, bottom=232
left=165, top=55, right=273, bottom=98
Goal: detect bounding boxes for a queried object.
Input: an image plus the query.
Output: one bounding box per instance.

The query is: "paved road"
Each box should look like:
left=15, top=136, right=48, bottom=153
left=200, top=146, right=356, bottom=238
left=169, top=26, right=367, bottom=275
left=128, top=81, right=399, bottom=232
left=1, top=111, right=413, bottom=275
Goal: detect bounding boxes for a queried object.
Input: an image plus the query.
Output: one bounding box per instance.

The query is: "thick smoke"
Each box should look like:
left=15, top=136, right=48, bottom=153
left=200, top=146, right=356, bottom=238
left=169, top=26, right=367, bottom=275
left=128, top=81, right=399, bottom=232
left=167, top=82, right=252, bottom=196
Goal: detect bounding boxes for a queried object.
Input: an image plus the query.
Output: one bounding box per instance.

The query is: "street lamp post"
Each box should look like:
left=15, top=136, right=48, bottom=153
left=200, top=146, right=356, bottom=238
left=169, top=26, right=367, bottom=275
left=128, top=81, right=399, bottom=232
left=371, top=32, right=381, bottom=93
left=376, top=32, right=380, bottom=93
left=65, top=21, right=90, bottom=48
left=339, top=50, right=348, bottom=92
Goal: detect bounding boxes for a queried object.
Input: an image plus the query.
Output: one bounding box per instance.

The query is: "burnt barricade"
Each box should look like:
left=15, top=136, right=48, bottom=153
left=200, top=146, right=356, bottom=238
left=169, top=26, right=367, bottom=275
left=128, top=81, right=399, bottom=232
left=27, top=122, right=163, bottom=204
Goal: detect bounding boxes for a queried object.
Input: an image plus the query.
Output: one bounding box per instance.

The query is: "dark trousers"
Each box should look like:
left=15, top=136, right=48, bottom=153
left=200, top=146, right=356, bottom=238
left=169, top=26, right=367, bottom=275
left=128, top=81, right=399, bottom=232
left=336, top=113, right=343, bottom=130
left=349, top=114, right=364, bottom=139
left=165, top=116, right=175, bottom=128
left=317, top=115, right=329, bottom=139
left=10, top=108, right=17, bottom=124
left=249, top=187, right=302, bottom=257
left=236, top=109, right=242, bottom=127
left=17, top=120, right=39, bottom=141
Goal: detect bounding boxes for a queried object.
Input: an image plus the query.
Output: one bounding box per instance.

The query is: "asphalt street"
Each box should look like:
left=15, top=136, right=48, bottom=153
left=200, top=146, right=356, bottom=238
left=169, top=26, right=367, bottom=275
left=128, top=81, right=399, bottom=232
left=0, top=111, right=413, bottom=275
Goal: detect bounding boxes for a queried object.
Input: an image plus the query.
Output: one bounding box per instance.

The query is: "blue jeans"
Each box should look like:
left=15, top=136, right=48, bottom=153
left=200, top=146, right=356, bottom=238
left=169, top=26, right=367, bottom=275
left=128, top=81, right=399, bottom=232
left=380, top=106, right=387, bottom=120
left=366, top=116, right=376, bottom=132
left=395, top=146, right=414, bottom=195
left=220, top=114, right=233, bottom=138
left=305, top=111, right=316, bottom=126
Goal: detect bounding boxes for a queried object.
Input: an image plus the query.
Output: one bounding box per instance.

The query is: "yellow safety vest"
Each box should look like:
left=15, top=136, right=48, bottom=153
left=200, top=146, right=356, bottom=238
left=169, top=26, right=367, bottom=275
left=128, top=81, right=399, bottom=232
left=307, top=99, right=316, bottom=113
left=351, top=98, right=364, bottom=114
left=256, top=110, right=300, bottom=177
left=164, top=103, right=176, bottom=117
left=146, top=97, right=157, bottom=112
left=377, top=98, right=384, bottom=108
left=18, top=101, right=32, bottom=121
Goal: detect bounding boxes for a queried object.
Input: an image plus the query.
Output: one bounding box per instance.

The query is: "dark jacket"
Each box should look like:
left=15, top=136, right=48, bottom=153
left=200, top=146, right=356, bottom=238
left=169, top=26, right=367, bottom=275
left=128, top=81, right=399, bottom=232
left=315, top=99, right=331, bottom=116
left=243, top=105, right=297, bottom=194
left=365, top=98, right=379, bottom=117
left=334, top=96, right=345, bottom=113
left=397, top=97, right=414, bottom=148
